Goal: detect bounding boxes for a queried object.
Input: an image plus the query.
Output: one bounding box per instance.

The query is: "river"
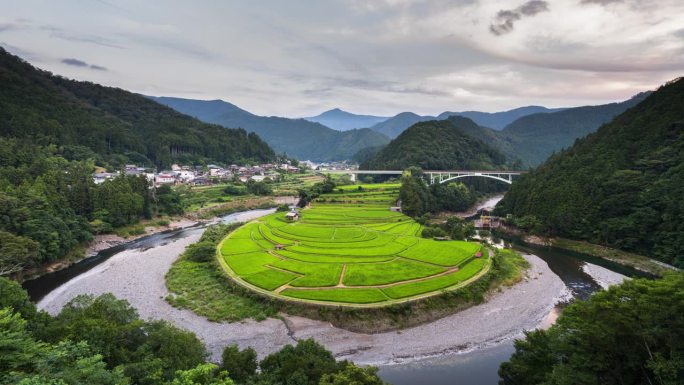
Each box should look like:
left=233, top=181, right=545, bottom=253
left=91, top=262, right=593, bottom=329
left=22, top=196, right=637, bottom=385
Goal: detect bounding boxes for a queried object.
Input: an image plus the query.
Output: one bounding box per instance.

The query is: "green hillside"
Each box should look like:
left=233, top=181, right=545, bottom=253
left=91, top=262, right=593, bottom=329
left=496, top=78, right=684, bottom=267
left=150, top=97, right=390, bottom=161
left=360, top=118, right=507, bottom=170
left=0, top=48, right=274, bottom=169
left=500, top=93, right=649, bottom=166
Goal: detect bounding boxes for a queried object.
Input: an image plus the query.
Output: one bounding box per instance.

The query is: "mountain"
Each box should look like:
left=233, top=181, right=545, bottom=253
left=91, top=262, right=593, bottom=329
left=368, top=112, right=434, bottom=138
left=150, top=97, right=390, bottom=161
left=496, top=78, right=684, bottom=268
left=0, top=48, right=274, bottom=169
left=304, top=108, right=388, bottom=131
left=370, top=106, right=563, bottom=139
left=438, top=106, right=565, bottom=130
left=500, top=93, right=650, bottom=166
left=361, top=118, right=507, bottom=171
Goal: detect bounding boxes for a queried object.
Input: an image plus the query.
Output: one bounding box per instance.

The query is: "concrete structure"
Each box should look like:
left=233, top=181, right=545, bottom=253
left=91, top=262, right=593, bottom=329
left=321, top=169, right=526, bottom=185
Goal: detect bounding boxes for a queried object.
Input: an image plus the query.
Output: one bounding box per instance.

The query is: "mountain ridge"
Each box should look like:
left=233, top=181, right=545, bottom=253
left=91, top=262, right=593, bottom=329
left=496, top=78, right=684, bottom=267
left=149, top=97, right=390, bottom=161
left=304, top=108, right=388, bottom=131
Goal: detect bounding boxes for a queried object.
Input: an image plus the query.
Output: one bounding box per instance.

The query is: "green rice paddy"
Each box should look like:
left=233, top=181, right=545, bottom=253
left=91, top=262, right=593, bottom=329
left=217, top=184, right=489, bottom=306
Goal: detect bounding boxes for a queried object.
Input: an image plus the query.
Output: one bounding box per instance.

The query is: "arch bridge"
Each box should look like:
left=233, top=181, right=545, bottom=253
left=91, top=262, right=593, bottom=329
left=319, top=170, right=526, bottom=185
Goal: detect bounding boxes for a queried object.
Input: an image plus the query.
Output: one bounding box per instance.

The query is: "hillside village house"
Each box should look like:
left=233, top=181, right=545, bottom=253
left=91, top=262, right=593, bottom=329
left=155, top=172, right=176, bottom=185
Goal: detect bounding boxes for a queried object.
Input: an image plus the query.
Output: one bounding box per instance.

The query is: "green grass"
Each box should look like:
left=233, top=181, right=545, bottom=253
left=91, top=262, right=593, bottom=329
left=216, top=183, right=488, bottom=305
left=381, top=257, right=487, bottom=299
left=343, top=259, right=446, bottom=286
left=281, top=288, right=388, bottom=303
left=165, top=248, right=276, bottom=321
left=242, top=268, right=298, bottom=290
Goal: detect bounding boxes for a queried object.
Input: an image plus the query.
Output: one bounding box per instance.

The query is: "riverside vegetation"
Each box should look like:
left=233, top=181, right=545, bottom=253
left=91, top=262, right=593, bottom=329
left=0, top=277, right=386, bottom=385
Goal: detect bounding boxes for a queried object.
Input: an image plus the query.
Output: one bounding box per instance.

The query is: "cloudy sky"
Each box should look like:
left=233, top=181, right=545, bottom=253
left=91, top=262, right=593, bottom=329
left=1, top=0, right=683, bottom=117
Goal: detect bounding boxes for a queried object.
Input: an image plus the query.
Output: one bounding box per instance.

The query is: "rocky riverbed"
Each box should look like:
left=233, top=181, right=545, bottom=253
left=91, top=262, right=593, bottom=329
left=39, top=212, right=567, bottom=364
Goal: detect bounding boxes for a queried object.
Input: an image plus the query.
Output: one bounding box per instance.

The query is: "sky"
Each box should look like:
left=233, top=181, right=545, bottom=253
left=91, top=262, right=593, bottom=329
left=1, top=0, right=683, bottom=117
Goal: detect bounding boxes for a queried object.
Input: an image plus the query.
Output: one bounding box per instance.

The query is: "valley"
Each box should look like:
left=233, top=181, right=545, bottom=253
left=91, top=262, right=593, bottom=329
left=1, top=6, right=683, bottom=383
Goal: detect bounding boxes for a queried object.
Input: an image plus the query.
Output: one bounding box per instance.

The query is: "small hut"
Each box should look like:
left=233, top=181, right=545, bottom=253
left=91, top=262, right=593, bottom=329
left=285, top=210, right=300, bottom=221
left=275, top=244, right=284, bottom=250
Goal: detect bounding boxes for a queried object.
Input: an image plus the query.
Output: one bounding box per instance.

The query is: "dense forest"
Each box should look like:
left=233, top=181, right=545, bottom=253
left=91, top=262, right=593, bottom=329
left=496, top=78, right=684, bottom=268
left=0, top=48, right=274, bottom=170
left=360, top=118, right=507, bottom=170
left=150, top=97, right=390, bottom=161
left=499, top=272, right=683, bottom=385
left=499, top=92, right=649, bottom=166
left=0, top=277, right=385, bottom=385
left=0, top=138, right=182, bottom=276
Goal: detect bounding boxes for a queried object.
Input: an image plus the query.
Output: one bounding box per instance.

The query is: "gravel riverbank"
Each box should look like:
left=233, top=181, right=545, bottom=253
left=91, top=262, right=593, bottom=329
left=581, top=262, right=630, bottom=289
left=39, top=220, right=566, bottom=365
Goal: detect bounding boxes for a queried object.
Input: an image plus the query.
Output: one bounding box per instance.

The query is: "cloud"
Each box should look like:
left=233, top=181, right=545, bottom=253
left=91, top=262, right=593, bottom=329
left=42, top=25, right=124, bottom=49
left=61, top=58, right=88, bottom=67
left=490, top=1, right=549, bottom=36
left=61, top=58, right=108, bottom=71
left=580, top=0, right=623, bottom=5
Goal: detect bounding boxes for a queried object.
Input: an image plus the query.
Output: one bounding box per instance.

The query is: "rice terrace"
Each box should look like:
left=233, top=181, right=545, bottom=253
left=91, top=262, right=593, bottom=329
left=217, top=184, right=490, bottom=306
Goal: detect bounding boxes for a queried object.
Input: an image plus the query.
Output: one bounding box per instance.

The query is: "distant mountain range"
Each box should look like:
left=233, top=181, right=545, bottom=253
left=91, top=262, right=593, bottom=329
left=150, top=92, right=649, bottom=165
left=304, top=108, right=388, bottom=131
left=498, top=93, right=650, bottom=166
left=365, top=106, right=567, bottom=139
left=148, top=97, right=390, bottom=161
left=356, top=94, right=650, bottom=167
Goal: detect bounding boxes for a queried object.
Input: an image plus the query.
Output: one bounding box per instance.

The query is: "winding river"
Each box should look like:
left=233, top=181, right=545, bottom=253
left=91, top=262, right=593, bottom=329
left=22, top=196, right=642, bottom=385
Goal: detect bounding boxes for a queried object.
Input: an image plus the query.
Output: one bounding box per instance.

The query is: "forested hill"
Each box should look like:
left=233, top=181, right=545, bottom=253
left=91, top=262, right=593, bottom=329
left=0, top=48, right=274, bottom=169
left=496, top=77, right=684, bottom=268
left=360, top=118, right=507, bottom=170
left=500, top=92, right=650, bottom=166
left=150, top=97, right=391, bottom=161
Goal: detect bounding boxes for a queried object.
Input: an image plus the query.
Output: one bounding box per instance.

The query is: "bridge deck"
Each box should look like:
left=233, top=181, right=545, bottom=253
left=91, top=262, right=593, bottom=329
left=319, top=170, right=526, bottom=174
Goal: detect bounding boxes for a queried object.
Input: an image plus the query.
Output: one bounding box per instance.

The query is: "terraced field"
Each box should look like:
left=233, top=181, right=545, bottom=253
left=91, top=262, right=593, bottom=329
left=217, top=184, right=489, bottom=306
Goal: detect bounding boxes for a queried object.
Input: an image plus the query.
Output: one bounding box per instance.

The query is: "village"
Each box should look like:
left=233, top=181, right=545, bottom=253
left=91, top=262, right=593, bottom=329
left=92, top=160, right=357, bottom=187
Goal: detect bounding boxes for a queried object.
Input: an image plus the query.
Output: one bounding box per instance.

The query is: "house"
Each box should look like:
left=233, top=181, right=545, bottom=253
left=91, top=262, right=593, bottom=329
left=155, top=173, right=176, bottom=185
left=250, top=175, right=267, bottom=182
left=93, top=172, right=116, bottom=185
left=177, top=170, right=195, bottom=182
left=275, top=244, right=284, bottom=250
left=192, top=177, right=209, bottom=186
left=285, top=210, right=300, bottom=221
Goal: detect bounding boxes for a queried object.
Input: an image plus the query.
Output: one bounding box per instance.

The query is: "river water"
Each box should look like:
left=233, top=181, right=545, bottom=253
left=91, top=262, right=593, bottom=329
left=22, top=198, right=643, bottom=385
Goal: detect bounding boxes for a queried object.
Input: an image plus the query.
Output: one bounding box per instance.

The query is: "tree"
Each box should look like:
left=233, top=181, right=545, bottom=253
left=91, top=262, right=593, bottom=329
left=399, top=169, right=431, bottom=217
left=171, top=363, right=234, bottom=385
left=319, top=364, right=387, bottom=385
left=258, top=339, right=344, bottom=385
left=246, top=180, right=272, bottom=196
left=499, top=273, right=684, bottom=385
left=0, top=232, right=39, bottom=276
left=220, top=345, right=257, bottom=383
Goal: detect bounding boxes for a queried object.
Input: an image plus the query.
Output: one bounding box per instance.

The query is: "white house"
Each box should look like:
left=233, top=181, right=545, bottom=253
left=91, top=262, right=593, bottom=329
left=155, top=173, right=176, bottom=185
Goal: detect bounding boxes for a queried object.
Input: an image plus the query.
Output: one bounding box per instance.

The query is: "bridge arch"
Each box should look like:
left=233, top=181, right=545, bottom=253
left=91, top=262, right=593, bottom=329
left=436, top=174, right=512, bottom=185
